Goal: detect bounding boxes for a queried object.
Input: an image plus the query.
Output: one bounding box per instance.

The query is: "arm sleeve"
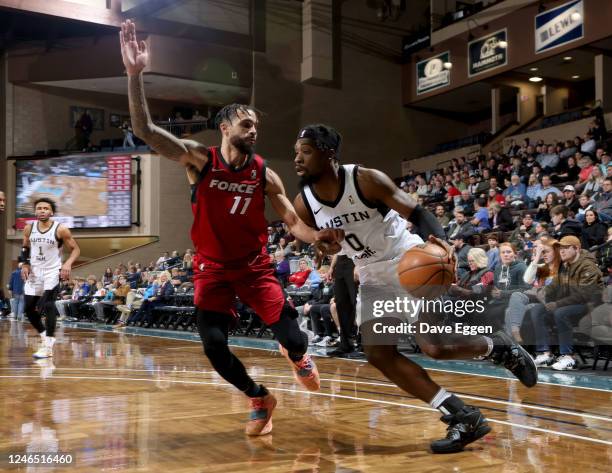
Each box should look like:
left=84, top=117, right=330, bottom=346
left=523, top=261, right=539, bottom=284
left=408, top=205, right=446, bottom=240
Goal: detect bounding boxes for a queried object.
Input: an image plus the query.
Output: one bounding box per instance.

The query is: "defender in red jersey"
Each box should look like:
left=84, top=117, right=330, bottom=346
left=121, top=20, right=343, bottom=436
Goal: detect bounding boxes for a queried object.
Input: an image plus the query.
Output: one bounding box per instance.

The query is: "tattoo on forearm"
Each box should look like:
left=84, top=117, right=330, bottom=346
left=128, top=74, right=186, bottom=160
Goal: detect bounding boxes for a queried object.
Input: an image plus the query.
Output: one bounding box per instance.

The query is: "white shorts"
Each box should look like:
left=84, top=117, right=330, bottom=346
left=356, top=254, right=420, bottom=327
left=24, top=267, right=60, bottom=297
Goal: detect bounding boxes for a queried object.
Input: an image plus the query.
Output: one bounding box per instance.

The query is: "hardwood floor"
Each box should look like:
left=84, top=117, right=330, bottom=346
left=0, top=320, right=610, bottom=472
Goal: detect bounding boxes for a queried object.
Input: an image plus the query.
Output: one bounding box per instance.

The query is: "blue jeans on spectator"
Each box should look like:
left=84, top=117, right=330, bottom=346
left=10, top=294, right=25, bottom=320
left=529, top=303, right=588, bottom=354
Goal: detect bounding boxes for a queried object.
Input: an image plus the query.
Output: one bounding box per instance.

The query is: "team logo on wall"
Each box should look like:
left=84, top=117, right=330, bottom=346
left=535, top=0, right=584, bottom=54
left=416, top=51, right=450, bottom=95
left=468, top=29, right=508, bottom=77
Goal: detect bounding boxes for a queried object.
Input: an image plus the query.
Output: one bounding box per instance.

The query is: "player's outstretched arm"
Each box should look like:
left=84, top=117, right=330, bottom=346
left=120, top=20, right=193, bottom=165
left=58, top=225, right=80, bottom=281
left=19, top=224, right=32, bottom=281
left=266, top=168, right=343, bottom=255
left=357, top=167, right=449, bottom=253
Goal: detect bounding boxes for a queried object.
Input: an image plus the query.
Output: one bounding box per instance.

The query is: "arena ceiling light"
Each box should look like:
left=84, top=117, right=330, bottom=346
left=572, top=75, right=580, bottom=79
left=498, top=40, right=508, bottom=48
left=530, top=67, right=538, bottom=71
left=563, top=56, right=573, bottom=61
left=529, top=76, right=543, bottom=82
left=443, top=61, right=453, bottom=69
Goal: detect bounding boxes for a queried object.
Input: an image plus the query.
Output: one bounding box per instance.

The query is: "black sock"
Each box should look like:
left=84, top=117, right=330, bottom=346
left=244, top=383, right=269, bottom=398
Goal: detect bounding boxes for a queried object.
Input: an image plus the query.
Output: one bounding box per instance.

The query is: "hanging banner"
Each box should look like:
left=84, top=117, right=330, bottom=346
left=468, top=29, right=508, bottom=77
left=535, top=0, right=584, bottom=54
left=416, top=52, right=450, bottom=95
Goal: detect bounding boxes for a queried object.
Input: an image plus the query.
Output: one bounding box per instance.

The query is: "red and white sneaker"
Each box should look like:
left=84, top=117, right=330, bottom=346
left=279, top=344, right=320, bottom=392
left=245, top=393, right=277, bottom=436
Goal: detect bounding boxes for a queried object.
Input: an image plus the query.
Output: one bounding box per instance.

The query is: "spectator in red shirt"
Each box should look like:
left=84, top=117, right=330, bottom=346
left=487, top=188, right=506, bottom=207
left=288, top=259, right=312, bottom=288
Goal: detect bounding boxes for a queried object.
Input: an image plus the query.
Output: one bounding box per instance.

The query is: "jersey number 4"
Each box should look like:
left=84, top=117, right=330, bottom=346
left=229, top=196, right=252, bottom=215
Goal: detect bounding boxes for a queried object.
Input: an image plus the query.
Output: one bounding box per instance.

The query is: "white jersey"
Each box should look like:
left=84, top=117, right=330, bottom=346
left=29, top=220, right=62, bottom=271
left=301, top=164, right=423, bottom=268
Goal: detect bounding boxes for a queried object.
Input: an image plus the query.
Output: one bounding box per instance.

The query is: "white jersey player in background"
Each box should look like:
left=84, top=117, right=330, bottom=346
left=292, top=124, right=537, bottom=454
left=20, top=198, right=80, bottom=358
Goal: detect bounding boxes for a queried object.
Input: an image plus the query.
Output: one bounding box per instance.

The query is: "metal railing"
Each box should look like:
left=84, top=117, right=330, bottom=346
left=153, top=119, right=211, bottom=137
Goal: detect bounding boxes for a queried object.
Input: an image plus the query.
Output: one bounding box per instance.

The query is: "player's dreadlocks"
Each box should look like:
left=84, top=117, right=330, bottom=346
left=214, top=104, right=260, bottom=129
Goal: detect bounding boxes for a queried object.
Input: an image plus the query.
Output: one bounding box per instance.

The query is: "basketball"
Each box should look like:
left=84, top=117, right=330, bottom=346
left=397, top=243, right=454, bottom=299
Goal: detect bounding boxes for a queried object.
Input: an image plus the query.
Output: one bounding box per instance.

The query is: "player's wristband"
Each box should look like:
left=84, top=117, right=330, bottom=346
left=408, top=205, right=446, bottom=240
left=18, top=247, right=31, bottom=265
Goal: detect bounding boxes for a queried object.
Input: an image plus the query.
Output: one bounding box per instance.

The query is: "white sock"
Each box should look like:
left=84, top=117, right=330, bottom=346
left=46, top=337, right=56, bottom=349
left=482, top=336, right=494, bottom=357
left=39, top=332, right=47, bottom=341
left=429, top=388, right=452, bottom=410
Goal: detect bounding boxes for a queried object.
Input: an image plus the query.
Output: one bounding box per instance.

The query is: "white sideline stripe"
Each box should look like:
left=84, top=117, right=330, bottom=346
left=1, top=374, right=610, bottom=446
left=60, top=326, right=612, bottom=393
left=2, top=367, right=610, bottom=423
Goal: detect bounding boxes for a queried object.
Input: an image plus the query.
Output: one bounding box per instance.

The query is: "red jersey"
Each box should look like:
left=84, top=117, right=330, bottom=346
left=190, top=146, right=269, bottom=264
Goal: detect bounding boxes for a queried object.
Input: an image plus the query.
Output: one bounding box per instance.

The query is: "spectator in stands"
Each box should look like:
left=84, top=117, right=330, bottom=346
left=486, top=234, right=500, bottom=270
left=505, top=236, right=560, bottom=342
left=137, top=271, right=175, bottom=327
left=503, top=174, right=527, bottom=208
left=274, top=250, right=291, bottom=286
left=182, top=252, right=193, bottom=276
left=486, top=243, right=528, bottom=328
left=288, top=259, right=312, bottom=288
left=537, top=145, right=560, bottom=173
left=155, top=252, right=170, bottom=269
left=102, top=267, right=113, bottom=286
left=467, top=174, right=479, bottom=195
left=559, top=139, right=577, bottom=159
left=531, top=236, right=603, bottom=370
left=444, top=181, right=461, bottom=206
left=447, top=208, right=474, bottom=240
left=487, top=187, right=505, bottom=208
left=121, top=274, right=159, bottom=327
left=536, top=192, right=560, bottom=223
left=126, top=265, right=141, bottom=289
left=471, top=198, right=491, bottom=233
left=535, top=175, right=562, bottom=203
left=509, top=213, right=537, bottom=247
left=121, top=121, right=135, bottom=148
left=457, top=189, right=474, bottom=214
left=475, top=169, right=491, bottom=195
left=581, top=131, right=597, bottom=155
left=582, top=210, right=608, bottom=249
left=560, top=185, right=580, bottom=215
left=590, top=177, right=612, bottom=223
left=599, top=152, right=611, bottom=176
left=429, top=180, right=446, bottom=202
left=580, top=165, right=604, bottom=196
left=575, top=154, right=595, bottom=190
left=8, top=263, right=25, bottom=320
left=490, top=203, right=514, bottom=232
left=576, top=193, right=594, bottom=221
left=266, top=226, right=280, bottom=249
left=415, top=175, right=430, bottom=196
left=434, top=205, right=450, bottom=228
left=550, top=205, right=582, bottom=239
left=404, top=183, right=418, bottom=201
left=552, top=155, right=580, bottom=184
left=450, top=233, right=473, bottom=280
left=525, top=174, right=541, bottom=207
left=448, top=247, right=493, bottom=300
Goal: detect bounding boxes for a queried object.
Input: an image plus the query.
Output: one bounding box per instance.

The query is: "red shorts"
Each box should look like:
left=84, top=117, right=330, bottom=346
left=193, top=252, right=285, bottom=325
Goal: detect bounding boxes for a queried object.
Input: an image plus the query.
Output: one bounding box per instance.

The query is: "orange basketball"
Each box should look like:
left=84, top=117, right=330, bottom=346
left=397, top=243, right=455, bottom=299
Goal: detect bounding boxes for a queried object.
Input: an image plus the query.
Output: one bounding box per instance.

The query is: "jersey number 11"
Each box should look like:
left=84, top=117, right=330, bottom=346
left=229, top=196, right=252, bottom=215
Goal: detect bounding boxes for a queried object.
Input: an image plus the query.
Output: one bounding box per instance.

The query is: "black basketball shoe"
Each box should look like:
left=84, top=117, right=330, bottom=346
left=488, top=330, right=538, bottom=388
left=430, top=406, right=491, bottom=454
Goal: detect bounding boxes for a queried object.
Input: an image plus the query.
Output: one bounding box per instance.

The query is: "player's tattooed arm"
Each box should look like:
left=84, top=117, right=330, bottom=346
left=20, top=224, right=32, bottom=281
left=266, top=168, right=343, bottom=256
left=121, top=20, right=207, bottom=171
left=57, top=225, right=80, bottom=281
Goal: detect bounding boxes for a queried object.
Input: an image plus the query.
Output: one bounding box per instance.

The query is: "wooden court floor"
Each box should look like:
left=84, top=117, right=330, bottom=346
left=0, top=320, right=610, bottom=472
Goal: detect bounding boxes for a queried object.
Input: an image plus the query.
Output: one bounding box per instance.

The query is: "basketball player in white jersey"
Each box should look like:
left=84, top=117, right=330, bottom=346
left=293, top=124, right=537, bottom=454
left=20, top=198, right=80, bottom=358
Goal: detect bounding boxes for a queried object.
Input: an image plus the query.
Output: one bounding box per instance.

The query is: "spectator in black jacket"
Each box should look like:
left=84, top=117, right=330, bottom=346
left=138, top=271, right=175, bottom=327
left=550, top=205, right=583, bottom=239
left=450, top=233, right=473, bottom=280
left=582, top=210, right=609, bottom=249
left=561, top=185, right=580, bottom=215
left=489, top=203, right=514, bottom=232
